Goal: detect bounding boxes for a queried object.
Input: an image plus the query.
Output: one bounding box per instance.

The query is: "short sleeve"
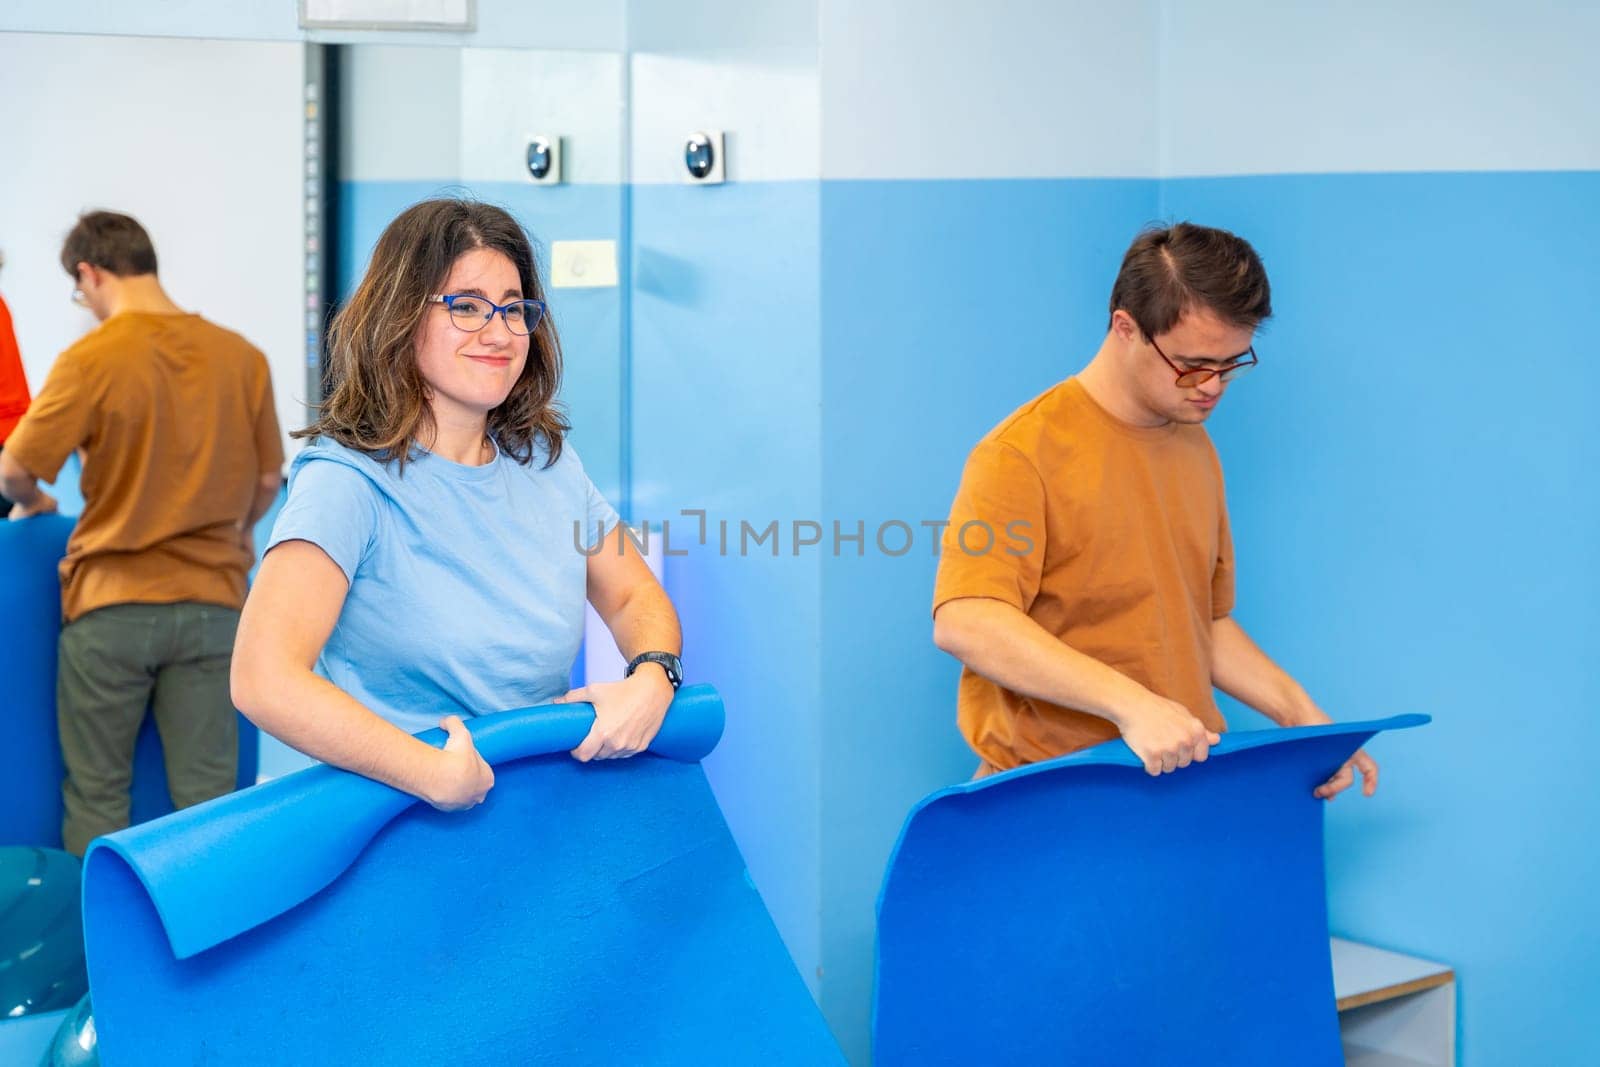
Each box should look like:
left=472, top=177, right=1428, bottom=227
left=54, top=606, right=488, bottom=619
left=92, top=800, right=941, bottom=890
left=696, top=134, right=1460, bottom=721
left=265, top=457, right=380, bottom=582
left=560, top=443, right=620, bottom=550
left=583, top=475, right=621, bottom=548
left=1212, top=469, right=1236, bottom=618
left=3, top=347, right=94, bottom=482
left=252, top=360, right=285, bottom=475
left=932, top=439, right=1047, bottom=616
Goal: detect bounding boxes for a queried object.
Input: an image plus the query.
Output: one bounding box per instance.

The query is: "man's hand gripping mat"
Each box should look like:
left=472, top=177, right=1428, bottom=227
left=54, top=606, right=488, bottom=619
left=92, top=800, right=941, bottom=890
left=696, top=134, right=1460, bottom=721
left=82, top=685, right=845, bottom=1065
left=873, top=715, right=1428, bottom=1065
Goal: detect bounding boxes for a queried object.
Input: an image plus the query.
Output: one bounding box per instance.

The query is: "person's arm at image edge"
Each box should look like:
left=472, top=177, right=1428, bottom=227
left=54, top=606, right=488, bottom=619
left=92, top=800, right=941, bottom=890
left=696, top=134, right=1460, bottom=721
left=0, top=352, right=89, bottom=517
left=238, top=470, right=282, bottom=555
left=231, top=539, right=494, bottom=809
left=0, top=447, right=57, bottom=517
left=241, top=371, right=285, bottom=551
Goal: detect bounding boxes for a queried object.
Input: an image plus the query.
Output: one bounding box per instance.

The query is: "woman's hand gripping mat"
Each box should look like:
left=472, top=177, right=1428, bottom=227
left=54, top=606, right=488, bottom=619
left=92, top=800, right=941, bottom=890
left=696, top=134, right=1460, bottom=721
left=82, top=685, right=846, bottom=1065
left=0, top=516, right=256, bottom=848
left=873, top=715, right=1428, bottom=1065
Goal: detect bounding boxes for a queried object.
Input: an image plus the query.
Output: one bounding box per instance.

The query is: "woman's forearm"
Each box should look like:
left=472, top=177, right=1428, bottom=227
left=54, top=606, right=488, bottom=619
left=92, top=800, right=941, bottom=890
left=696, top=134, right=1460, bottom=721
left=603, top=581, right=683, bottom=662
left=234, top=659, right=446, bottom=801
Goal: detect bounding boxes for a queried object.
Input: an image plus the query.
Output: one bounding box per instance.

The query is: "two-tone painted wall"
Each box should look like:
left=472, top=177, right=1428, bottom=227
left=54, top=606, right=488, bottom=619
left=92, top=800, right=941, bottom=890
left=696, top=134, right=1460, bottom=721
left=637, top=2, right=1599, bottom=1062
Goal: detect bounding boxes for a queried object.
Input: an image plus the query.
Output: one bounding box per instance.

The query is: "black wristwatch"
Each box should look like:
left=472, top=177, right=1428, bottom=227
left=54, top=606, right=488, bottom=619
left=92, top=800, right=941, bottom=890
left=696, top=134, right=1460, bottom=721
left=625, top=651, right=683, bottom=691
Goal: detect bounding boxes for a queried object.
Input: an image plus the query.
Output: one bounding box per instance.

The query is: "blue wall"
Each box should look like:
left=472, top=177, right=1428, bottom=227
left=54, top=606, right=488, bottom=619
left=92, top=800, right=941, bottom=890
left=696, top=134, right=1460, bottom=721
left=663, top=168, right=1600, bottom=1064
left=629, top=180, right=825, bottom=990
left=815, top=177, right=1158, bottom=1055
left=1163, top=170, right=1600, bottom=1064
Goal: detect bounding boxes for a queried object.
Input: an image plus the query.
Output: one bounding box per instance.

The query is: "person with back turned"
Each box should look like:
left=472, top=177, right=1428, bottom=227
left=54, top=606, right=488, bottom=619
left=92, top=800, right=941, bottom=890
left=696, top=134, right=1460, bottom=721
left=0, top=211, right=284, bottom=855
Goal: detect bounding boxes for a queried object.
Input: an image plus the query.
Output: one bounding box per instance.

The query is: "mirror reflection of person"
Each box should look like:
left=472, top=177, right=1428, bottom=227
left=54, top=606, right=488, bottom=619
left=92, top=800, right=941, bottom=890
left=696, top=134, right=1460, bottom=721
left=232, top=199, right=684, bottom=812
left=933, top=223, right=1377, bottom=799
left=0, top=249, right=32, bottom=518
left=0, top=212, right=285, bottom=855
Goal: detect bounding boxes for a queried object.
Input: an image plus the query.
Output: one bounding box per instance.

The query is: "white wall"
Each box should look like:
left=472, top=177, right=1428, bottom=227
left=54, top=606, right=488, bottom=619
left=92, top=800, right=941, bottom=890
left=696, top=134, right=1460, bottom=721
left=0, top=0, right=626, bottom=51
left=629, top=49, right=820, bottom=184
left=460, top=50, right=625, bottom=184
left=820, top=0, right=1161, bottom=179
left=627, top=0, right=817, bottom=52
left=0, top=32, right=306, bottom=465
left=339, top=45, right=463, bottom=181
left=1160, top=0, right=1600, bottom=176
left=341, top=46, right=625, bottom=185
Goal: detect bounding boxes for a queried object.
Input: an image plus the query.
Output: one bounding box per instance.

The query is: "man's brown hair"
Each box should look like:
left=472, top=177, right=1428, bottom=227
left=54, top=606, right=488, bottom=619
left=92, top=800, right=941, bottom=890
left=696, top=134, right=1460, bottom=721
left=59, top=211, right=159, bottom=278
left=1108, top=222, right=1271, bottom=338
left=296, top=198, right=568, bottom=470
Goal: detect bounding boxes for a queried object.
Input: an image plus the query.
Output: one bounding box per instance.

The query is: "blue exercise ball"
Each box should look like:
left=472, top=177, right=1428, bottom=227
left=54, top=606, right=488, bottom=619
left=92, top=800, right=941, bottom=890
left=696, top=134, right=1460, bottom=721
left=0, top=847, right=88, bottom=1017
left=45, top=993, right=99, bottom=1067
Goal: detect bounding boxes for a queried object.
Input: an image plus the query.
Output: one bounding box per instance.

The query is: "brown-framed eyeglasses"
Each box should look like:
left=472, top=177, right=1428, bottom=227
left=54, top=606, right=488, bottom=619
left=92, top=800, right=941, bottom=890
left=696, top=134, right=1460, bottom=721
left=1150, top=336, right=1258, bottom=388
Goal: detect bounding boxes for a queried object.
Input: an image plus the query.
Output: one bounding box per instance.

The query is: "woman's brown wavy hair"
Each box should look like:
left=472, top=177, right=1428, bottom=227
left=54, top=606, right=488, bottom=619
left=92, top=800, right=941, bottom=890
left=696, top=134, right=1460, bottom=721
left=295, top=198, right=568, bottom=470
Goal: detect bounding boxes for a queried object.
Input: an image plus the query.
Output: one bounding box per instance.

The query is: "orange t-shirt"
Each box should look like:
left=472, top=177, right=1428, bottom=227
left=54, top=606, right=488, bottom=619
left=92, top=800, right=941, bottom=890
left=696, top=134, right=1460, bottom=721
left=932, top=377, right=1235, bottom=770
left=4, top=311, right=285, bottom=621
left=0, top=292, right=30, bottom=442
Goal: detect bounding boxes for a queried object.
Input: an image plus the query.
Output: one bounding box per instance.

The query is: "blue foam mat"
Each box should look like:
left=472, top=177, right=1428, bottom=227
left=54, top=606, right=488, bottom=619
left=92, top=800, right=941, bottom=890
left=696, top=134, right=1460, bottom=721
left=83, top=685, right=845, bottom=1065
left=873, top=714, right=1429, bottom=1065
left=0, top=516, right=258, bottom=849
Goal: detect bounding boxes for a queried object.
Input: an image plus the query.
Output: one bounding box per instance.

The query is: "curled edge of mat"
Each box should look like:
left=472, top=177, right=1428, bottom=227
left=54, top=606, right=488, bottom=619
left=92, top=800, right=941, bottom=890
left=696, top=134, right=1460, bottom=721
left=82, top=684, right=725, bottom=961
left=878, top=713, right=1430, bottom=913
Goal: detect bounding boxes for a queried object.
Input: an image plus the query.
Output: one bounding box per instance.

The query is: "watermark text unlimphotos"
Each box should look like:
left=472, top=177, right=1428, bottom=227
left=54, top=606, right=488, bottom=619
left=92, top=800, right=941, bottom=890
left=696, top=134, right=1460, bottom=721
left=573, top=509, right=1033, bottom=559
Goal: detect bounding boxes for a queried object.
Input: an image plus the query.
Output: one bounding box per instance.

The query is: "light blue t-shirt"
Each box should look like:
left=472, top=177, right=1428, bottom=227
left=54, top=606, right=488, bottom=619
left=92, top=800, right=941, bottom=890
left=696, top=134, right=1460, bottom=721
left=266, top=437, right=620, bottom=735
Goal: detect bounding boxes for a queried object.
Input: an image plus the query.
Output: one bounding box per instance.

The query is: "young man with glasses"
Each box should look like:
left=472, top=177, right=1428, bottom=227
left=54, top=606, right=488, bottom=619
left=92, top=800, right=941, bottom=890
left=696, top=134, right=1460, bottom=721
left=0, top=211, right=284, bottom=855
left=932, top=222, right=1377, bottom=799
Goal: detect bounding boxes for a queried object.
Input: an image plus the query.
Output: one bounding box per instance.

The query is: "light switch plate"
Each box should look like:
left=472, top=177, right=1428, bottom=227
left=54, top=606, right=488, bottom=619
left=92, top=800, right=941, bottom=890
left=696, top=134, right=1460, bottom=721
left=550, top=240, right=619, bottom=289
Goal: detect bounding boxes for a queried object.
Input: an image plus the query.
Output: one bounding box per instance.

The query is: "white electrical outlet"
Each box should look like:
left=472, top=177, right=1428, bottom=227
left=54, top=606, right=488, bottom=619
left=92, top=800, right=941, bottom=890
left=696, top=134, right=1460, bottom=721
left=550, top=240, right=619, bottom=289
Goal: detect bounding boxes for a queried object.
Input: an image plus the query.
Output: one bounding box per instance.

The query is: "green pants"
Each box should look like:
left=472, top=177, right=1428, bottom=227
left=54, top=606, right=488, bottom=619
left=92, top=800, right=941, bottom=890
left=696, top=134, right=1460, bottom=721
left=57, top=601, right=240, bottom=856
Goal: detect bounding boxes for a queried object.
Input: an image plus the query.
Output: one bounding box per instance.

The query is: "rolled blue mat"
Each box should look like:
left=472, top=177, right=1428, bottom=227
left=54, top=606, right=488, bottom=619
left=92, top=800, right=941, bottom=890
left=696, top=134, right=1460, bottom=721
left=0, top=516, right=258, bottom=850
left=83, top=685, right=846, bottom=1065
left=874, top=714, right=1429, bottom=1066
left=0, top=516, right=75, bottom=849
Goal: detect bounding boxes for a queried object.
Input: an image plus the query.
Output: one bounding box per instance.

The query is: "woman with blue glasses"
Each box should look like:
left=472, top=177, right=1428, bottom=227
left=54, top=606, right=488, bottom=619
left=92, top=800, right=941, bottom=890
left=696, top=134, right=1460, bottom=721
left=232, top=198, right=682, bottom=810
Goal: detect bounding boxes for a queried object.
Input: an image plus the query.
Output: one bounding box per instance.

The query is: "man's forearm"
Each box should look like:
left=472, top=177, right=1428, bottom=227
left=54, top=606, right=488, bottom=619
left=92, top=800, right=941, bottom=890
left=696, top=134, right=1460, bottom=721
left=0, top=472, right=42, bottom=506
left=245, top=484, right=278, bottom=529
left=933, top=597, right=1147, bottom=729
left=0, top=459, right=43, bottom=507
left=1210, top=615, right=1320, bottom=726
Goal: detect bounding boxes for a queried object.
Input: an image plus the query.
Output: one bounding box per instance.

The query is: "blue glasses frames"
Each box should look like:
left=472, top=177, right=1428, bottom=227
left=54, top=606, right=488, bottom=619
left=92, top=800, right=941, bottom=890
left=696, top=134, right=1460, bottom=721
left=429, top=293, right=547, bottom=336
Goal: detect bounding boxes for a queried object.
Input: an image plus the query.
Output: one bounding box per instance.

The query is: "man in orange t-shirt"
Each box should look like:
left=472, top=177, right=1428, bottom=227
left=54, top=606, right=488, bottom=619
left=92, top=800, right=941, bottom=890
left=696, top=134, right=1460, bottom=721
left=0, top=252, right=33, bottom=518
left=1, top=212, right=284, bottom=854
left=932, top=223, right=1377, bottom=800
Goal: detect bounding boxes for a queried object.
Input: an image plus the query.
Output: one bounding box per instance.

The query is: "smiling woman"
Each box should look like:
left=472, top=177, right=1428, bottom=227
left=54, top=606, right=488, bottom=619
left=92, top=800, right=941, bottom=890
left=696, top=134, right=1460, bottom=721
left=302, top=200, right=567, bottom=470
left=229, top=198, right=684, bottom=812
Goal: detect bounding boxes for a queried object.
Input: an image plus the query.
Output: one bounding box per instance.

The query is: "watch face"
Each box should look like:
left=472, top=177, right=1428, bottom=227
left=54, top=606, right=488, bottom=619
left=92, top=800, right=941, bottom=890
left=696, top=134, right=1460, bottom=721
left=633, top=653, right=682, bottom=687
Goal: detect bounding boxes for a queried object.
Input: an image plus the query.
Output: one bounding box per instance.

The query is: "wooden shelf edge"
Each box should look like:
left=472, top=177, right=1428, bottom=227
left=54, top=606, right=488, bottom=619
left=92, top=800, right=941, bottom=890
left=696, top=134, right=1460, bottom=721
left=1337, top=970, right=1455, bottom=1012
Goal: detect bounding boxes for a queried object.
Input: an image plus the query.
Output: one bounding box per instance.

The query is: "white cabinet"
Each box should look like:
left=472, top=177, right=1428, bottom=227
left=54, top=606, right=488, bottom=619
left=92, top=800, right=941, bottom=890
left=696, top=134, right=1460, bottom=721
left=1332, top=938, right=1456, bottom=1067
